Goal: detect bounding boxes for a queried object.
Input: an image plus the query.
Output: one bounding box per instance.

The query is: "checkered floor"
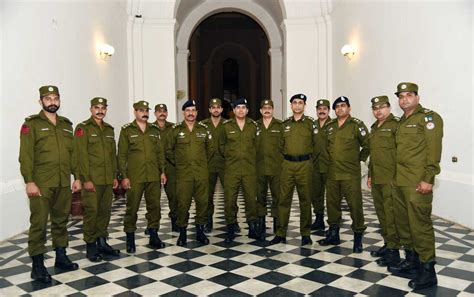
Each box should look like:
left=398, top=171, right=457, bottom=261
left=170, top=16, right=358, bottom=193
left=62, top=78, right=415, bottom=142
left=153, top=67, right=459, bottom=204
left=1, top=182, right=473, bottom=296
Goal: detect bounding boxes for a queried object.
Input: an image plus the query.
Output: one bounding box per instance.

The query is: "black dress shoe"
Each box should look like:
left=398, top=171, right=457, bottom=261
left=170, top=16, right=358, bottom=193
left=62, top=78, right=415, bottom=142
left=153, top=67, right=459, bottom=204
left=270, top=235, right=286, bottom=244
left=301, top=236, right=313, bottom=246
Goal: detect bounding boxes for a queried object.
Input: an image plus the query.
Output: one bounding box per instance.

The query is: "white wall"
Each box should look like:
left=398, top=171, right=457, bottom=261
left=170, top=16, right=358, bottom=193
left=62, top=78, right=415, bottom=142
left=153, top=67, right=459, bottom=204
left=0, top=0, right=129, bottom=241
left=332, top=0, right=473, bottom=228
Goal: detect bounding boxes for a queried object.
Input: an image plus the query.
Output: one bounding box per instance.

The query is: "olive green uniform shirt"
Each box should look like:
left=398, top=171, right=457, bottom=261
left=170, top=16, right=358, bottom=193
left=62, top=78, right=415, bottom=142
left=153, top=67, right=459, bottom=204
left=219, top=118, right=259, bottom=176
left=200, top=118, right=225, bottom=173
left=117, top=120, right=165, bottom=182
left=282, top=115, right=317, bottom=157
left=396, top=104, right=443, bottom=186
left=165, top=121, right=214, bottom=180
left=73, top=117, right=117, bottom=185
left=325, top=116, right=370, bottom=180
left=256, top=117, right=283, bottom=176
left=313, top=117, right=331, bottom=173
left=368, top=113, right=399, bottom=185
left=19, top=110, right=77, bottom=187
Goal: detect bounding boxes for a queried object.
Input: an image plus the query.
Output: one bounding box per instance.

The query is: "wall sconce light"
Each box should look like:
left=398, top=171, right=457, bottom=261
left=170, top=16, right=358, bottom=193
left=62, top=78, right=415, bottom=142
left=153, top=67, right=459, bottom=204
left=98, top=44, right=115, bottom=60
left=341, top=44, right=355, bottom=60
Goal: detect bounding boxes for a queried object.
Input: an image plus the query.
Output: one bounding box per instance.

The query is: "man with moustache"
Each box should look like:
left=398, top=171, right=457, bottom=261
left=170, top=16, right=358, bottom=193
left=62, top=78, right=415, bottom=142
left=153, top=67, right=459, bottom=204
left=390, top=82, right=443, bottom=290
left=311, top=99, right=331, bottom=232
left=256, top=99, right=283, bottom=236
left=154, top=103, right=178, bottom=232
left=200, top=98, right=226, bottom=233
left=318, top=96, right=369, bottom=253
left=118, top=100, right=167, bottom=253
left=19, top=85, right=81, bottom=283
left=367, top=96, right=401, bottom=266
left=219, top=98, right=261, bottom=243
left=270, top=94, right=316, bottom=246
left=74, top=97, right=120, bottom=262
left=166, top=99, right=213, bottom=246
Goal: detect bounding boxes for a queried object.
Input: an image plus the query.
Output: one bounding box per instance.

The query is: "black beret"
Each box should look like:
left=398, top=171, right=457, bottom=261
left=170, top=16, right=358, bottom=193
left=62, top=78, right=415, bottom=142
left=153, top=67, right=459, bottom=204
left=182, top=99, right=196, bottom=111
left=233, top=98, right=248, bottom=108
left=332, top=96, right=351, bottom=110
left=290, top=93, right=307, bottom=103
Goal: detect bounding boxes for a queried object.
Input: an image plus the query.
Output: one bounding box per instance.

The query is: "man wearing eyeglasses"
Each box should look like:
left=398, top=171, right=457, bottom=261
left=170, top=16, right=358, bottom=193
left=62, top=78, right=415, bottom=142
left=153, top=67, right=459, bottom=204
left=367, top=96, right=401, bottom=267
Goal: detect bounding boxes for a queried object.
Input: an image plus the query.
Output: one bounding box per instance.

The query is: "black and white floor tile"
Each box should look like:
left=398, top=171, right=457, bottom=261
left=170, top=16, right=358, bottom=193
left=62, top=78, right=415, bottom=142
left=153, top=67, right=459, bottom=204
left=1, top=183, right=473, bottom=296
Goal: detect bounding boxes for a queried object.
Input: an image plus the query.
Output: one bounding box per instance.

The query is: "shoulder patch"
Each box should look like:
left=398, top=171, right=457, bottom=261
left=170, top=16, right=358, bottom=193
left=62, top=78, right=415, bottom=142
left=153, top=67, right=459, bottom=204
left=20, top=124, right=30, bottom=135
left=75, top=127, right=85, bottom=137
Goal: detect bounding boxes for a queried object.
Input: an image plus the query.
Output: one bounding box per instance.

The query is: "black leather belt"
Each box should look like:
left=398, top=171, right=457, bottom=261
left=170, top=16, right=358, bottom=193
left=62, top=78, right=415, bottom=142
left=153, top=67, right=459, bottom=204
left=284, top=154, right=311, bottom=162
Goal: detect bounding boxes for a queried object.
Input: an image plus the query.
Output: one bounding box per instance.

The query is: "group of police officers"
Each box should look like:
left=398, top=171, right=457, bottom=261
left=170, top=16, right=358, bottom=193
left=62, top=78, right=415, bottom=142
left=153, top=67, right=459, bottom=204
left=19, top=81, right=443, bottom=291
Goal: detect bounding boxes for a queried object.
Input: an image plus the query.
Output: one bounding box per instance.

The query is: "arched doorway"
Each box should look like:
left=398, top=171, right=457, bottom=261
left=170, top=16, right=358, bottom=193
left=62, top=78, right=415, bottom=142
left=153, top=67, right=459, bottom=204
left=188, top=12, right=270, bottom=120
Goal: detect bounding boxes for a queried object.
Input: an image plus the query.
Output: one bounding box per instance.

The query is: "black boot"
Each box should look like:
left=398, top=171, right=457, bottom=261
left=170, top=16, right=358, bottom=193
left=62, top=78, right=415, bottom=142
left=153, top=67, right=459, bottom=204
left=377, top=249, right=400, bottom=267
left=54, top=247, right=79, bottom=271
left=353, top=232, right=363, bottom=253
left=371, top=243, right=388, bottom=257
left=177, top=227, right=187, bottom=246
left=97, top=237, right=120, bottom=256
left=126, top=232, right=136, bottom=253
left=270, top=235, right=286, bottom=244
left=248, top=220, right=259, bottom=240
left=31, top=254, right=52, bottom=283
left=388, top=249, right=420, bottom=274
left=204, top=217, right=213, bottom=234
left=409, top=261, right=437, bottom=289
left=86, top=242, right=102, bottom=262
left=317, top=225, right=340, bottom=246
left=301, top=236, right=313, bottom=246
left=311, top=213, right=325, bottom=231
left=233, top=222, right=241, bottom=233
left=225, top=224, right=235, bottom=243
left=258, top=216, right=267, bottom=237
left=171, top=217, right=179, bottom=232
left=148, top=228, right=165, bottom=249
left=196, top=225, right=210, bottom=245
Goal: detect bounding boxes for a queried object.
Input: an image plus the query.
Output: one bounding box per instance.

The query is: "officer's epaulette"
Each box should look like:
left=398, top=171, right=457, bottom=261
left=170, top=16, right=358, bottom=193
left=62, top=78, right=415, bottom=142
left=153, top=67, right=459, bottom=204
left=77, top=121, right=87, bottom=127
left=122, top=123, right=131, bottom=129
left=282, top=116, right=292, bottom=123
left=198, top=122, right=208, bottom=129
left=199, top=119, right=209, bottom=124
left=305, top=115, right=315, bottom=121
left=351, top=117, right=361, bottom=123
left=327, top=118, right=337, bottom=125
left=150, top=123, right=160, bottom=129
left=25, top=114, right=40, bottom=122
left=248, top=118, right=258, bottom=126
left=60, top=116, right=73, bottom=125
left=222, top=119, right=232, bottom=125
left=422, top=108, right=433, bottom=114
left=392, top=116, right=400, bottom=122
left=172, top=122, right=182, bottom=129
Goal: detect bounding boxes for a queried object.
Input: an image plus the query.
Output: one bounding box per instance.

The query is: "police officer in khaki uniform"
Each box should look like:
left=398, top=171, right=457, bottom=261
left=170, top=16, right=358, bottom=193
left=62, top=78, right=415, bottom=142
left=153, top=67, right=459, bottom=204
left=367, top=96, right=401, bottom=266
left=318, top=96, right=369, bottom=253
left=270, top=93, right=316, bottom=246
left=74, top=97, right=120, bottom=262
left=219, top=98, right=261, bottom=243
left=256, top=99, right=283, bottom=236
left=166, top=99, right=214, bottom=246
left=200, top=98, right=225, bottom=233
left=19, top=85, right=81, bottom=283
left=390, top=82, right=443, bottom=290
left=154, top=103, right=178, bottom=232
left=311, top=99, right=331, bottom=232
left=118, top=100, right=167, bottom=252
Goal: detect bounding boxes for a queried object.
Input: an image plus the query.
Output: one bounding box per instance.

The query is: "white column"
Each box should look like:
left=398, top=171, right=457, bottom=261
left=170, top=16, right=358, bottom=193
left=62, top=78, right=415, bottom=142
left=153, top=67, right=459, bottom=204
left=141, top=19, right=178, bottom=122
left=268, top=48, right=283, bottom=118
left=176, top=48, right=189, bottom=118
left=282, top=18, right=319, bottom=118
left=127, top=16, right=144, bottom=120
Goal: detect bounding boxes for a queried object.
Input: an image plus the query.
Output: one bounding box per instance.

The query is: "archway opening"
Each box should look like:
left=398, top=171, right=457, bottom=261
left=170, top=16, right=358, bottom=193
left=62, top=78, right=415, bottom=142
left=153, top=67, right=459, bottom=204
left=188, top=12, right=270, bottom=120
